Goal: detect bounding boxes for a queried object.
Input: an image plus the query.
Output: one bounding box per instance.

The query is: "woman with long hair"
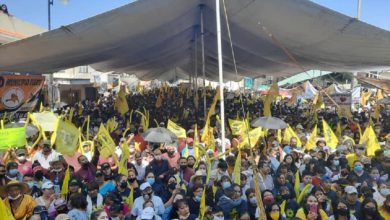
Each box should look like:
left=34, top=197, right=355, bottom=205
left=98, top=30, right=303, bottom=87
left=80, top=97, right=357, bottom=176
left=358, top=198, right=384, bottom=220
left=328, top=199, right=357, bottom=220
left=295, top=194, right=328, bottom=220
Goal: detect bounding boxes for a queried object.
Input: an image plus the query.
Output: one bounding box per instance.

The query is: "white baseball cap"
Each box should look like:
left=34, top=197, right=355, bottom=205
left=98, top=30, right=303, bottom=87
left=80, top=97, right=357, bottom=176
left=140, top=182, right=152, bottom=191
left=42, top=181, right=54, bottom=190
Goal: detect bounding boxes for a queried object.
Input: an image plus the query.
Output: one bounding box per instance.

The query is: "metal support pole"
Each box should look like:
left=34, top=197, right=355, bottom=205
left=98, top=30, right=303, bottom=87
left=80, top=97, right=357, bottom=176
left=200, top=5, right=207, bottom=119
left=357, top=0, right=361, bottom=20
left=194, top=29, right=199, bottom=111
left=48, top=0, right=53, bottom=30
left=216, top=0, right=226, bottom=153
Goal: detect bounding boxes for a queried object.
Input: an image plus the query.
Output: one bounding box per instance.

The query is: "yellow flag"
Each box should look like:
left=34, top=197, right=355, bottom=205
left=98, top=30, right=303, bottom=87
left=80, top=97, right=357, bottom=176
left=39, top=102, right=44, bottom=112
left=106, top=117, right=118, bottom=133
left=297, top=184, right=311, bottom=204
left=280, top=200, right=287, bottom=216
left=118, top=141, right=130, bottom=176
left=228, top=119, right=248, bottom=136
left=263, top=95, right=272, bottom=117
left=283, top=125, right=302, bottom=146
left=198, top=188, right=206, bottom=220
left=313, top=92, right=323, bottom=111
left=268, top=82, right=279, bottom=98
left=376, top=89, right=384, bottom=101
left=233, top=151, right=241, bottom=185
left=360, top=125, right=380, bottom=156
left=294, top=170, right=300, bottom=199
left=194, top=125, right=200, bottom=158
left=114, top=85, right=129, bottom=115
left=68, top=108, right=74, bottom=122
left=336, top=121, right=342, bottom=138
left=287, top=92, right=297, bottom=106
left=360, top=90, right=371, bottom=106
left=202, top=89, right=220, bottom=148
left=238, top=127, right=263, bottom=148
left=167, top=120, right=186, bottom=138
left=96, top=123, right=116, bottom=158
left=373, top=104, right=381, bottom=121
left=306, top=124, right=317, bottom=150
left=277, top=129, right=282, bottom=143
left=55, top=119, right=80, bottom=156
left=155, top=93, right=163, bottom=108
left=125, top=187, right=134, bottom=208
left=61, top=166, right=70, bottom=198
left=322, top=120, right=338, bottom=149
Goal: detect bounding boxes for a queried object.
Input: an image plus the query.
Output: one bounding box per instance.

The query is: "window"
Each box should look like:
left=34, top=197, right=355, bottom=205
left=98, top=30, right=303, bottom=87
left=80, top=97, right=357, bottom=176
left=79, top=66, right=88, bottom=73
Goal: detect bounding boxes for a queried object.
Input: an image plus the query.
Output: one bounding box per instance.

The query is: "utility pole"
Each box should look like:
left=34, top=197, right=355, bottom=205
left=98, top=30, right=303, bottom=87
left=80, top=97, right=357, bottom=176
left=357, top=0, right=362, bottom=20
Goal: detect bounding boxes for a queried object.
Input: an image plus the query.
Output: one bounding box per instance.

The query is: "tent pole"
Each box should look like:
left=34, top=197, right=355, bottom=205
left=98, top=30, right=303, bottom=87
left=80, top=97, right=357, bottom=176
left=216, top=0, right=226, bottom=153
left=194, top=28, right=199, bottom=114
left=200, top=5, right=207, bottom=120
left=357, top=0, right=362, bottom=20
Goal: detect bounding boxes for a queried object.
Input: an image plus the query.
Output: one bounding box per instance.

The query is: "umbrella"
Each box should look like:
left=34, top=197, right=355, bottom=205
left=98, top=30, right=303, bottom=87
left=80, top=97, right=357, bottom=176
left=5, top=122, right=39, bottom=138
left=377, top=98, right=390, bottom=105
left=251, top=116, right=288, bottom=129
left=143, top=127, right=177, bottom=143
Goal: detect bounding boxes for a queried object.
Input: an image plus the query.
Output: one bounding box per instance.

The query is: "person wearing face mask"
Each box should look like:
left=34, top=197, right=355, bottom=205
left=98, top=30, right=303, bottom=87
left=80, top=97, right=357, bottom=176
left=0, top=180, right=38, bottom=220
left=177, top=157, right=194, bottom=184
left=277, top=186, right=300, bottom=219
left=47, top=156, right=67, bottom=194
left=379, top=194, right=390, bottom=219
left=32, top=141, right=60, bottom=170
left=245, top=188, right=257, bottom=220
left=162, top=146, right=180, bottom=169
left=187, top=184, right=212, bottom=216
left=23, top=174, right=42, bottom=198
left=346, top=144, right=366, bottom=169
left=357, top=198, right=384, bottom=220
left=131, top=182, right=165, bottom=218
left=344, top=186, right=361, bottom=219
left=5, top=148, right=33, bottom=176
left=265, top=203, right=285, bottom=220
left=86, top=182, right=104, bottom=216
left=5, top=161, right=23, bottom=183
left=295, top=194, right=328, bottom=220
left=328, top=200, right=357, bottom=220
left=217, top=184, right=247, bottom=220
left=146, top=148, right=170, bottom=180
left=347, top=161, right=370, bottom=183
left=215, top=175, right=233, bottom=203
left=373, top=182, right=390, bottom=206
left=211, top=206, right=225, bottom=220
left=113, top=174, right=132, bottom=201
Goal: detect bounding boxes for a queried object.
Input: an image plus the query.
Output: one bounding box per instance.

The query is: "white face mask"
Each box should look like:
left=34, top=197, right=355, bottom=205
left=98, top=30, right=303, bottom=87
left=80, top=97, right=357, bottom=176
left=17, top=156, right=26, bottom=162
left=8, top=194, right=22, bottom=201
left=213, top=216, right=224, bottom=220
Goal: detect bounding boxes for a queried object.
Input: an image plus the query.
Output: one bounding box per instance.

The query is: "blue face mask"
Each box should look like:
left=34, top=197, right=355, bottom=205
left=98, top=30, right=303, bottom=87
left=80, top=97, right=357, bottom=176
left=354, top=165, right=363, bottom=172
left=147, top=178, right=155, bottom=186
left=222, top=182, right=231, bottom=189
left=27, top=182, right=35, bottom=189
left=9, top=169, right=18, bottom=176
left=194, top=195, right=201, bottom=202
left=249, top=197, right=257, bottom=205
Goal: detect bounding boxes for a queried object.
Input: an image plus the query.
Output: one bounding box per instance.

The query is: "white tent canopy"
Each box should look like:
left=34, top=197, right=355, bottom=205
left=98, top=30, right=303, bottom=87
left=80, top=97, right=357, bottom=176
left=1, top=0, right=390, bottom=81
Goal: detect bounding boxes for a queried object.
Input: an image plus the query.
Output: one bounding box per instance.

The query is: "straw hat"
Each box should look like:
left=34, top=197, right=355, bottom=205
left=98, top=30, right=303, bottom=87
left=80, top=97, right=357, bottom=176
left=0, top=180, right=29, bottom=197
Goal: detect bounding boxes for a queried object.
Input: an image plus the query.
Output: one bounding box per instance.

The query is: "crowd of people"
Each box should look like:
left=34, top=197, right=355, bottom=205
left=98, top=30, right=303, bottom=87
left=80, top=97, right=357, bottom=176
left=0, top=86, right=389, bottom=220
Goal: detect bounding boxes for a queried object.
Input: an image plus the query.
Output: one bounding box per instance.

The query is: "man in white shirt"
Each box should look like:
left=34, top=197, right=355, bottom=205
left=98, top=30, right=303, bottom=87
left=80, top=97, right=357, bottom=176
left=132, top=152, right=149, bottom=181
left=131, top=182, right=165, bottom=217
left=32, top=141, right=60, bottom=170
left=251, top=161, right=274, bottom=191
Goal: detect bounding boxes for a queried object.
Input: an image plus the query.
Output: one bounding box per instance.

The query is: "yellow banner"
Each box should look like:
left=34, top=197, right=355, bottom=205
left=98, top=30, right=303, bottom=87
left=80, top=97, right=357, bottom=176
left=228, top=119, right=248, bottom=136
left=31, top=112, right=58, bottom=131
left=97, top=123, right=116, bottom=158
left=0, top=127, right=26, bottom=149
left=55, top=119, right=80, bottom=156
left=322, top=120, right=338, bottom=149
left=239, top=127, right=263, bottom=148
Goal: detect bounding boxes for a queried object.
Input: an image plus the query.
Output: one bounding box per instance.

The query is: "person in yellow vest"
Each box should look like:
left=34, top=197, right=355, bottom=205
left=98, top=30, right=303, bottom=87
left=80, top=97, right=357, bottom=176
left=346, top=144, right=366, bottom=169
left=0, top=180, right=37, bottom=220
left=295, top=194, right=328, bottom=220
left=379, top=194, right=390, bottom=219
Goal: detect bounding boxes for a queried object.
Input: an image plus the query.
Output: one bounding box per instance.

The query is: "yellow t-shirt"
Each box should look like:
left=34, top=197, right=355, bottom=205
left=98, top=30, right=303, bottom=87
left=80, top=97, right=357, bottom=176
left=4, top=194, right=37, bottom=220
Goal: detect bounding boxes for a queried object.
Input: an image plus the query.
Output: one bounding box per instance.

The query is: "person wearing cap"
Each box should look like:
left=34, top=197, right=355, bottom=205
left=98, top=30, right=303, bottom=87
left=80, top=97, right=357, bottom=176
left=35, top=181, right=58, bottom=209
left=32, top=140, right=60, bottom=170
left=131, top=182, right=165, bottom=217
left=1, top=180, right=38, bottom=220
left=344, top=185, right=361, bottom=219
left=5, top=161, right=23, bottom=183
left=3, top=148, right=33, bottom=176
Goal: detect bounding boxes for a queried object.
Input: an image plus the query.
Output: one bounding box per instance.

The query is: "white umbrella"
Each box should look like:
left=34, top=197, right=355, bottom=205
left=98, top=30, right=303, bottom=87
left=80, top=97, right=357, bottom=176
left=251, top=116, right=288, bottom=129
left=143, top=127, right=177, bottom=143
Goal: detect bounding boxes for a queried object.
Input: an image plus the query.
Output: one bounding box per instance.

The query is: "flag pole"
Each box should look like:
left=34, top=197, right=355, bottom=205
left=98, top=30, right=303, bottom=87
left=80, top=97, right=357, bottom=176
left=216, top=0, right=226, bottom=154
